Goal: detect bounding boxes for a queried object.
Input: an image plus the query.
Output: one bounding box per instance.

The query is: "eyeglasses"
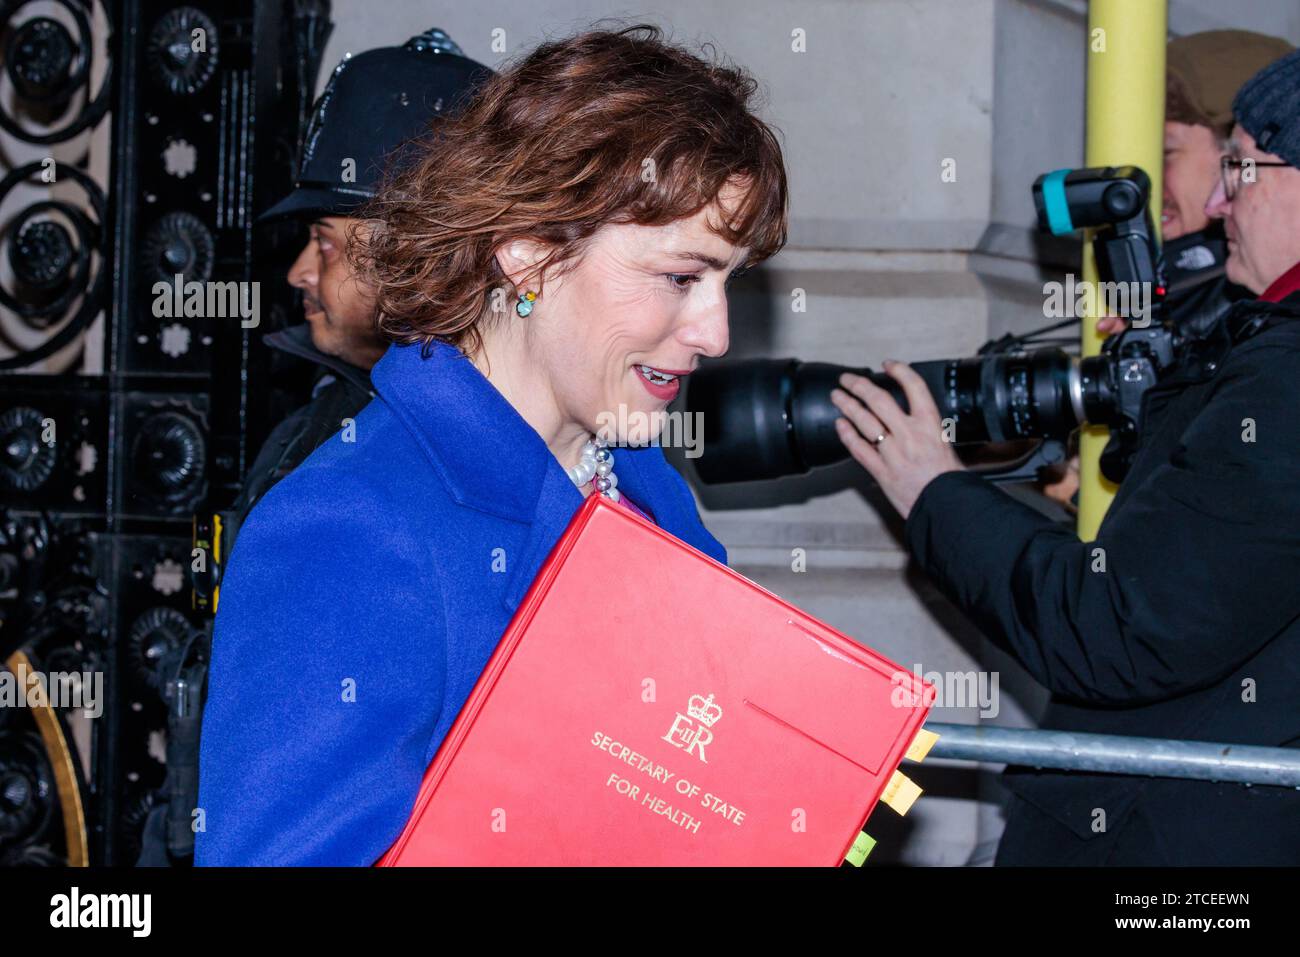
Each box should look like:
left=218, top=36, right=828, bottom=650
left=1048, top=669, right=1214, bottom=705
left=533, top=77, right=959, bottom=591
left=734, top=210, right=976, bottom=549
left=1220, top=155, right=1290, bottom=200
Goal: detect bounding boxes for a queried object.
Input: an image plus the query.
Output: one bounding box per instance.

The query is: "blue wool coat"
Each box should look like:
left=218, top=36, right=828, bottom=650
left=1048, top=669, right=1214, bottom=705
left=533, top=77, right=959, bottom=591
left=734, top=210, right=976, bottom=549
left=194, top=340, right=727, bottom=865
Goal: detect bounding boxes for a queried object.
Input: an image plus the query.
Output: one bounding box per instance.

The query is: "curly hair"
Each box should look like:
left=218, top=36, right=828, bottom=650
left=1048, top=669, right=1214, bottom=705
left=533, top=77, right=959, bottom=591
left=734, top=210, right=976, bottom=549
left=352, top=22, right=789, bottom=358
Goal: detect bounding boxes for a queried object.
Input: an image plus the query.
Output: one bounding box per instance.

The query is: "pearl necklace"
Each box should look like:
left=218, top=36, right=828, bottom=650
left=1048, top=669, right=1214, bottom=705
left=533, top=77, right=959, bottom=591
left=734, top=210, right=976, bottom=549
left=566, top=434, right=620, bottom=502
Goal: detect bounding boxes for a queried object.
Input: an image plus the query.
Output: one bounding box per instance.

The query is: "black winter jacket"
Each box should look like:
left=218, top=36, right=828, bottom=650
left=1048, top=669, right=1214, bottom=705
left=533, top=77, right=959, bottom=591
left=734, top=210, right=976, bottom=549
left=1163, top=224, right=1251, bottom=340
left=225, top=325, right=375, bottom=551
left=906, top=291, right=1300, bottom=865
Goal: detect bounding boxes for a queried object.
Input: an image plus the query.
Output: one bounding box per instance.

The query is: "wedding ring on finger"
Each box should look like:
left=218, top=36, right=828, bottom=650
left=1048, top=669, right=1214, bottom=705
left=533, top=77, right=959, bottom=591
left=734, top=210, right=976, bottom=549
left=868, top=433, right=887, bottom=446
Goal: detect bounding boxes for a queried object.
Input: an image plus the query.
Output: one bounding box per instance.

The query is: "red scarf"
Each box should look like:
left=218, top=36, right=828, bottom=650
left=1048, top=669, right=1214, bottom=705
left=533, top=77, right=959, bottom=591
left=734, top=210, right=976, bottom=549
left=1260, top=261, right=1300, bottom=302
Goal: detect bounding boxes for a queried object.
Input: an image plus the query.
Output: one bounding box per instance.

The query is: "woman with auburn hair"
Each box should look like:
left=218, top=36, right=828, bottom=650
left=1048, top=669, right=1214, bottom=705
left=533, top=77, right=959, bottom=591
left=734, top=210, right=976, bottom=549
left=196, top=23, right=788, bottom=865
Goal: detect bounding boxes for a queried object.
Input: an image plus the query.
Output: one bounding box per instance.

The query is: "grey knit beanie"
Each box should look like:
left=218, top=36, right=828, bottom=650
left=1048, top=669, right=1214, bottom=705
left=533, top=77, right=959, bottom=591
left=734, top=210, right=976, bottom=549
left=1233, top=46, right=1300, bottom=167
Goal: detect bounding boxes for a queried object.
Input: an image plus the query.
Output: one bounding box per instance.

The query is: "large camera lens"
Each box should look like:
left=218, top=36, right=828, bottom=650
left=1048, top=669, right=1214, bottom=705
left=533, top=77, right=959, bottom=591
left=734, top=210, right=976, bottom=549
left=686, top=349, right=1084, bottom=484
left=925, top=350, right=1082, bottom=444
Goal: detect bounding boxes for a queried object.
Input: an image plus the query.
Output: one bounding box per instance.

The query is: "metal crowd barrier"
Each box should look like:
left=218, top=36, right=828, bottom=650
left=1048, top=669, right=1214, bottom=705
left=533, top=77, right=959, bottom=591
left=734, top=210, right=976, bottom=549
left=925, top=723, right=1300, bottom=788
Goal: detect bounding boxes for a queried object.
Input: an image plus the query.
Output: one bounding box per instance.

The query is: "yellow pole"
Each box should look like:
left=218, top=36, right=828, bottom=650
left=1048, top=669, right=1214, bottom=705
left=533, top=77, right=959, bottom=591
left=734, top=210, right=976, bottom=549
left=1077, top=0, right=1166, bottom=540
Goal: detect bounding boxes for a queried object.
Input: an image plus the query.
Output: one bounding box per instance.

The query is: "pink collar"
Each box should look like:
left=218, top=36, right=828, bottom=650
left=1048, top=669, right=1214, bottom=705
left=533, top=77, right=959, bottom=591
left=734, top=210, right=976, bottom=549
left=611, top=492, right=655, bottom=525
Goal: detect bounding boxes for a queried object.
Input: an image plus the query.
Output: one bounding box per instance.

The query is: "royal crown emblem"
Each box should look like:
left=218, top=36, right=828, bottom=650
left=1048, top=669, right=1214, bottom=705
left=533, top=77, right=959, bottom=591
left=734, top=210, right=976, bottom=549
left=686, top=693, right=723, bottom=727
left=663, top=691, right=723, bottom=763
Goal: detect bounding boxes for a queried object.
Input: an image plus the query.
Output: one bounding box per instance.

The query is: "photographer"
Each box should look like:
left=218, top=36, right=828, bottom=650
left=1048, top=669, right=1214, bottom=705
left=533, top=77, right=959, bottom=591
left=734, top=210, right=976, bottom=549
left=831, top=50, right=1300, bottom=865
left=1160, top=30, right=1290, bottom=338
left=1040, top=29, right=1290, bottom=509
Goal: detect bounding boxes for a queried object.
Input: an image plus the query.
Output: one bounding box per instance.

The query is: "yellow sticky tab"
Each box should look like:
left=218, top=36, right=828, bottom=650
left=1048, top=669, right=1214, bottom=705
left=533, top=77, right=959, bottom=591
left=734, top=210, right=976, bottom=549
left=905, top=728, right=940, bottom=763
left=844, top=831, right=876, bottom=867
left=881, top=770, right=922, bottom=816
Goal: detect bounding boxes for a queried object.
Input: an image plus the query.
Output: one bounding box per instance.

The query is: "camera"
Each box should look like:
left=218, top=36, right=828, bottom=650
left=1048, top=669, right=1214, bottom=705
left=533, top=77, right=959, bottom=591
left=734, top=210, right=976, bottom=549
left=686, top=166, right=1180, bottom=486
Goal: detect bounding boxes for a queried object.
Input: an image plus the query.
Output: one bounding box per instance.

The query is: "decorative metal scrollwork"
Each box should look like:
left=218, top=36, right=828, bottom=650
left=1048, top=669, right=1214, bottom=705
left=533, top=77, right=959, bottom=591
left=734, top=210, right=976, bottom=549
left=146, top=6, right=219, bottom=96
left=0, top=162, right=107, bottom=370
left=0, top=0, right=111, bottom=144
left=0, top=406, right=56, bottom=492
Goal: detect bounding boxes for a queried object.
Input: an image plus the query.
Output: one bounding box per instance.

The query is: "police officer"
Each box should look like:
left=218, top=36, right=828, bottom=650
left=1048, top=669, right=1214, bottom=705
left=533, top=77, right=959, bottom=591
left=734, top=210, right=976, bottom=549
left=137, top=28, right=492, bottom=865
left=226, top=28, right=493, bottom=550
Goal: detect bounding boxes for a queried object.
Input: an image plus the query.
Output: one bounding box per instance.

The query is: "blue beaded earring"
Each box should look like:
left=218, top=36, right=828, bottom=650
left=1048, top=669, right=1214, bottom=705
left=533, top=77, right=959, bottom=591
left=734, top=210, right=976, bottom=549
left=515, top=290, right=536, bottom=317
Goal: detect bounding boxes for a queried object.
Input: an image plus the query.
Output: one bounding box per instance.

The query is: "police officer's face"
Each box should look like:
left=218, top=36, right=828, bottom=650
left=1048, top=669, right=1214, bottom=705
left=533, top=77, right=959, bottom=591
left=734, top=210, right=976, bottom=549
left=1206, top=126, right=1300, bottom=295
left=287, top=217, right=386, bottom=369
left=1162, top=121, right=1221, bottom=240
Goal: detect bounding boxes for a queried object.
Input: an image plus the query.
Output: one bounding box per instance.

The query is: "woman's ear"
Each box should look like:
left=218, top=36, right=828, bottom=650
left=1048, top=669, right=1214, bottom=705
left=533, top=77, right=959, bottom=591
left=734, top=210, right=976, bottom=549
left=492, top=238, right=551, bottom=298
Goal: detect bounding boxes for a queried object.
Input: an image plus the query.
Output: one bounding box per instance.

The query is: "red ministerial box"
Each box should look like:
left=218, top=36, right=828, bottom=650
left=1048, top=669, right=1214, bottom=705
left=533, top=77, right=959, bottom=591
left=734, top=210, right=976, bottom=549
left=379, top=493, right=934, bottom=866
